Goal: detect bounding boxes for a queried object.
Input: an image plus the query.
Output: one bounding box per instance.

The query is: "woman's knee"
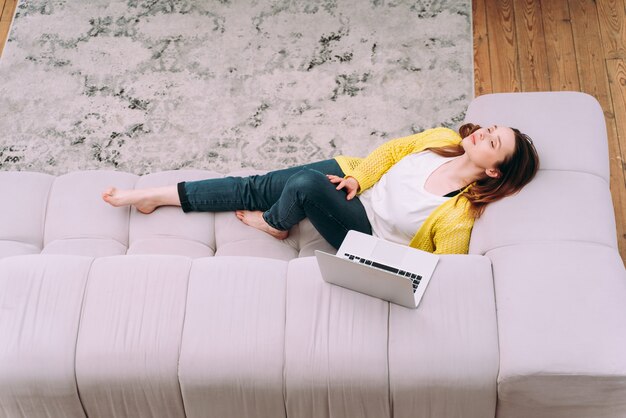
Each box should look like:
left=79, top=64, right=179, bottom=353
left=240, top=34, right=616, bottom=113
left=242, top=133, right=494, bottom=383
left=285, top=169, right=328, bottom=196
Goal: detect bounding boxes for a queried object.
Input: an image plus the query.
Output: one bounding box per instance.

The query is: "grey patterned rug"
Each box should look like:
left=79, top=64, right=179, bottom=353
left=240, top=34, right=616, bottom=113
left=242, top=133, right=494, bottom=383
left=0, top=0, right=473, bottom=175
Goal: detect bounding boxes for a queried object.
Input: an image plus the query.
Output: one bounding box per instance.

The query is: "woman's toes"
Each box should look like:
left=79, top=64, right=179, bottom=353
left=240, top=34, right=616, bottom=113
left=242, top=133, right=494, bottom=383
left=236, top=210, right=289, bottom=240
left=102, top=187, right=117, bottom=204
left=102, top=187, right=139, bottom=209
left=235, top=211, right=246, bottom=225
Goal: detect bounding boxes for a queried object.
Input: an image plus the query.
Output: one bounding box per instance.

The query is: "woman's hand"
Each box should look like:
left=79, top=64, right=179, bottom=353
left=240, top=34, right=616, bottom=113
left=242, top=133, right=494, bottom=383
left=326, top=175, right=360, bottom=200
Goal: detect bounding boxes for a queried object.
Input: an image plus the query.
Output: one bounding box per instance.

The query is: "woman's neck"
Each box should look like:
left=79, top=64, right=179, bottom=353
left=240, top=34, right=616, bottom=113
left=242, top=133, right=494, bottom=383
left=440, top=154, right=486, bottom=189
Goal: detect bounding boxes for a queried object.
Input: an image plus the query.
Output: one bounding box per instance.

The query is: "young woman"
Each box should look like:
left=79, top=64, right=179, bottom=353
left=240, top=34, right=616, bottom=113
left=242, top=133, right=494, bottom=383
left=102, top=123, right=539, bottom=254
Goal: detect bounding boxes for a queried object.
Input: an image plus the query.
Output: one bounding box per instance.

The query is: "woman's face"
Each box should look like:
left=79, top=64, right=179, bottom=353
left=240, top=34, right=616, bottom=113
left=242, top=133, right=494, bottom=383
left=462, top=125, right=517, bottom=178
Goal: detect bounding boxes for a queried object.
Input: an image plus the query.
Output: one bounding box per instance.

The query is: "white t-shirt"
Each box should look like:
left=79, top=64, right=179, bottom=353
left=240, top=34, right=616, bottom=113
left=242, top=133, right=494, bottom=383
left=358, top=150, right=461, bottom=245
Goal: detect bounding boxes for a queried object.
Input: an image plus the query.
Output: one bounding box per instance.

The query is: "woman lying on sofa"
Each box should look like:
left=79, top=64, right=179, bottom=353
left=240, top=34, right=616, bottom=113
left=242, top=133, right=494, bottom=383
left=102, top=124, right=539, bottom=254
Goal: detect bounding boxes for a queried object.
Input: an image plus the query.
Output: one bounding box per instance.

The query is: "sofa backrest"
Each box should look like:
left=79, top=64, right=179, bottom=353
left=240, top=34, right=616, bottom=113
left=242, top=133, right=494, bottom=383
left=465, top=91, right=617, bottom=254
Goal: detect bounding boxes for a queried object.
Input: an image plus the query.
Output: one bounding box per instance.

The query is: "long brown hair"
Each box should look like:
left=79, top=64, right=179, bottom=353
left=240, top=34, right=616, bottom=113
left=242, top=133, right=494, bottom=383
left=424, top=123, right=540, bottom=219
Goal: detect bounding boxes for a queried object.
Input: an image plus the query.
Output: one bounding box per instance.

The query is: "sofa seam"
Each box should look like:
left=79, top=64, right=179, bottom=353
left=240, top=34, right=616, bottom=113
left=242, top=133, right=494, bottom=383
left=479, top=238, right=619, bottom=256
left=126, top=178, right=138, bottom=252
left=73, top=256, right=97, bottom=418
left=0, top=239, right=40, bottom=249
left=501, top=372, right=626, bottom=380
left=40, top=177, right=55, bottom=252
left=536, top=168, right=610, bottom=187
left=387, top=302, right=393, bottom=418
left=129, top=235, right=214, bottom=247
left=45, top=236, right=129, bottom=249
left=282, top=262, right=289, bottom=417
left=490, top=261, right=503, bottom=404
left=175, top=258, right=193, bottom=418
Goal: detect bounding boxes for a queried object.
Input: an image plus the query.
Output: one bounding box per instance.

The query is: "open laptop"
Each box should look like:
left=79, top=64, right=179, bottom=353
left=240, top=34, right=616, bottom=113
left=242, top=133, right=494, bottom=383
left=314, top=230, right=440, bottom=309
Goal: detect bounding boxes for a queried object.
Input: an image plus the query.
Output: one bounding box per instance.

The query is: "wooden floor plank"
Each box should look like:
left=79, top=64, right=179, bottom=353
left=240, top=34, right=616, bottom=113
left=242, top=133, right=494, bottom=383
left=0, top=0, right=16, bottom=22
left=605, top=59, right=626, bottom=257
left=596, top=0, right=626, bottom=59
left=473, top=0, right=493, bottom=96
left=570, top=0, right=626, bottom=259
left=540, top=0, right=580, bottom=91
left=485, top=0, right=521, bottom=92
left=513, top=0, right=551, bottom=91
left=0, top=19, right=10, bottom=57
left=0, top=0, right=16, bottom=59
left=606, top=59, right=626, bottom=188
left=569, top=0, right=612, bottom=104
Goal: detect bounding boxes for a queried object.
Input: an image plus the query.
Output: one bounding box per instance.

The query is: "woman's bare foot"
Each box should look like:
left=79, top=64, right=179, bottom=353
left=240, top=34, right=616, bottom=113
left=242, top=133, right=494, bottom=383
left=235, top=210, right=289, bottom=240
left=102, top=187, right=159, bottom=214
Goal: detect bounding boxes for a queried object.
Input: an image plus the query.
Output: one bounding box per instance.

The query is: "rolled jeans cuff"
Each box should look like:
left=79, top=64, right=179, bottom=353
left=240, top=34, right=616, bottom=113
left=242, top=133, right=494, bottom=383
left=262, top=211, right=287, bottom=231
left=177, top=182, right=192, bottom=213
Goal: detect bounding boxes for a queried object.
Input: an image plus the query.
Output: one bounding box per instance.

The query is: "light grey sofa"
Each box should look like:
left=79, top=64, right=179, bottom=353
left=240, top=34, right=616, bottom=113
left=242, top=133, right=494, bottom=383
left=0, top=91, right=624, bottom=418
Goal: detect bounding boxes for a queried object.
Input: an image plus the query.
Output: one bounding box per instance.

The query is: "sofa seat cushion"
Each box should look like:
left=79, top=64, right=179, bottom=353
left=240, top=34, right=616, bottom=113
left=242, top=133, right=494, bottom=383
left=43, top=171, right=138, bottom=256
left=75, top=255, right=191, bottom=418
left=214, top=210, right=300, bottom=260
left=178, top=257, right=288, bottom=418
left=0, top=240, right=41, bottom=257
left=127, top=236, right=215, bottom=258
left=42, top=237, right=128, bottom=257
left=128, top=170, right=219, bottom=257
left=284, top=257, right=391, bottom=418
left=0, top=172, right=54, bottom=258
left=0, top=255, right=92, bottom=418
left=389, top=254, right=499, bottom=418
left=488, top=242, right=626, bottom=418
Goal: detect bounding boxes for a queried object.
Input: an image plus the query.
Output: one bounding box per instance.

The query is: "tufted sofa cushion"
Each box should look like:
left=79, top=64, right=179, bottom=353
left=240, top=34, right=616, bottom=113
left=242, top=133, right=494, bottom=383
left=0, top=172, right=54, bottom=257
left=0, top=255, right=92, bottom=417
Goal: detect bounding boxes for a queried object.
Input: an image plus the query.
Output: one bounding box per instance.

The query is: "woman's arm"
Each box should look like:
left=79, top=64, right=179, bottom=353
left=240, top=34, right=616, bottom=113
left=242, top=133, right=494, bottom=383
left=432, top=221, right=472, bottom=254
left=431, top=200, right=474, bottom=254
left=347, top=127, right=459, bottom=194
left=348, top=133, right=422, bottom=194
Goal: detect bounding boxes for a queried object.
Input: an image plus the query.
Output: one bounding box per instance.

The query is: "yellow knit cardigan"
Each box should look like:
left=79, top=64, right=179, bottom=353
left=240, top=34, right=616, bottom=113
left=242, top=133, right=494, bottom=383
left=333, top=127, right=475, bottom=254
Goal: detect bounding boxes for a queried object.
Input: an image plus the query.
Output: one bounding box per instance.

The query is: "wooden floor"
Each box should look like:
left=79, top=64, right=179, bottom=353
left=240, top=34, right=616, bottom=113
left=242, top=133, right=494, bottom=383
left=0, top=0, right=15, bottom=57
left=474, top=0, right=626, bottom=263
left=0, top=0, right=625, bottom=262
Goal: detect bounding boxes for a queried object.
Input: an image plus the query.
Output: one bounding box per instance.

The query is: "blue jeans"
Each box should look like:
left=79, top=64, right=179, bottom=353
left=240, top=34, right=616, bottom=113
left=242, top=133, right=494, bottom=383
left=177, top=159, right=372, bottom=249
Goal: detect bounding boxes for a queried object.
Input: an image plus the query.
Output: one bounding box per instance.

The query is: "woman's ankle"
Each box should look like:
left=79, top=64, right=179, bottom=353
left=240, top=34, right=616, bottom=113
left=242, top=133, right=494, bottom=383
left=103, top=185, right=180, bottom=212
left=152, top=185, right=181, bottom=207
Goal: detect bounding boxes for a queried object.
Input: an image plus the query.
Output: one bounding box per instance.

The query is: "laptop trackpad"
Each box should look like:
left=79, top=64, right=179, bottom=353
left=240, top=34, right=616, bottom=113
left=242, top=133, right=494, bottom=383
left=372, top=240, right=404, bottom=266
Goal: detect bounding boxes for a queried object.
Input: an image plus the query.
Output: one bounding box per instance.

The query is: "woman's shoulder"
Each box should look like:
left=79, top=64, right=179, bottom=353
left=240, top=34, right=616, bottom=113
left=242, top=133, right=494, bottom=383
left=399, top=127, right=461, bottom=154
left=422, top=127, right=462, bottom=142
left=433, top=191, right=474, bottom=219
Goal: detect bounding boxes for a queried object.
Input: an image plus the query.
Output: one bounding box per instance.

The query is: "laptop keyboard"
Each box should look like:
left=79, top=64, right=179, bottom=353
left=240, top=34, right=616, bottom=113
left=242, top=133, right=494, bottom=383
left=343, top=253, right=422, bottom=293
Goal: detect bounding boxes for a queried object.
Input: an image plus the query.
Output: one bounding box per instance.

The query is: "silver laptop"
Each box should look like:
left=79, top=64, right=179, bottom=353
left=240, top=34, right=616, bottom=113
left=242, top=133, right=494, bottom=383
left=314, top=230, right=440, bottom=309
